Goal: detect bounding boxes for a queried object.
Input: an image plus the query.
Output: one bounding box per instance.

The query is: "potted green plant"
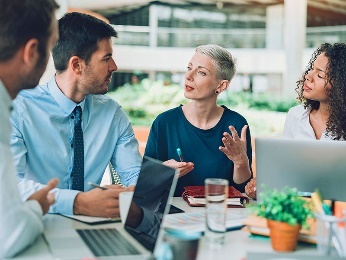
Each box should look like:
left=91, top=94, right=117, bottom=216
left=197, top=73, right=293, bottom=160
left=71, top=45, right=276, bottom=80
left=249, top=186, right=313, bottom=252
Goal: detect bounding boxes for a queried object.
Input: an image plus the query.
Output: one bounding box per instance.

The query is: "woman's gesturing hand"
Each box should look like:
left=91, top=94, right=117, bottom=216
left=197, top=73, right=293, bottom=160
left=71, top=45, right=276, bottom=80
left=219, top=125, right=249, bottom=166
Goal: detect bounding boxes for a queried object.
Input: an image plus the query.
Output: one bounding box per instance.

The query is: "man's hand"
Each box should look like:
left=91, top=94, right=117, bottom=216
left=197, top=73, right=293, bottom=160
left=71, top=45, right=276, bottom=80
left=163, top=159, right=194, bottom=178
left=73, top=185, right=128, bottom=218
left=245, top=177, right=257, bottom=200
left=27, top=178, right=59, bottom=215
left=104, top=184, right=135, bottom=192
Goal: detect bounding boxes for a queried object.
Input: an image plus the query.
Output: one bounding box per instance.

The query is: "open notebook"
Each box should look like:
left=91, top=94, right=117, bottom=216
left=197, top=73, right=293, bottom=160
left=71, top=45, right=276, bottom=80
left=182, top=186, right=249, bottom=208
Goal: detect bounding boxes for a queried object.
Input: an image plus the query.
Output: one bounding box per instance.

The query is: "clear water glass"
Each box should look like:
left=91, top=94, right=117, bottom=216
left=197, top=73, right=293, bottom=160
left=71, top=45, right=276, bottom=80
left=204, top=178, right=228, bottom=249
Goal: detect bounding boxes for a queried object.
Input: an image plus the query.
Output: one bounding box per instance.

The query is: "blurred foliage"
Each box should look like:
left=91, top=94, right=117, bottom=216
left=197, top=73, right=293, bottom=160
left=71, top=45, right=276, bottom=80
left=107, top=79, right=298, bottom=137
left=248, top=186, right=313, bottom=229
left=218, top=91, right=298, bottom=113
left=107, top=79, right=187, bottom=120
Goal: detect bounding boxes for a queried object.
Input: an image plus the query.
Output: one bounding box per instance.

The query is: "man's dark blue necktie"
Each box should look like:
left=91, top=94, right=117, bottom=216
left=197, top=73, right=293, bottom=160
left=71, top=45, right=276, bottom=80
left=71, top=106, right=84, bottom=191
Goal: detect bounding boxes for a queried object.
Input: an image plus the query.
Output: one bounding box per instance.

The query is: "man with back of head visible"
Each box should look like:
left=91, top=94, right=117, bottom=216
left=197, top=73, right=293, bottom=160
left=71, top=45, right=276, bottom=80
left=10, top=12, right=142, bottom=218
left=0, top=0, right=59, bottom=257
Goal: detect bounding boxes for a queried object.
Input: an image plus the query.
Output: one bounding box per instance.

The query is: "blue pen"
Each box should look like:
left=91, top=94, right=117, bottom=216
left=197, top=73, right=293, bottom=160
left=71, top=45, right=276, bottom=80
left=176, top=148, right=183, bottom=162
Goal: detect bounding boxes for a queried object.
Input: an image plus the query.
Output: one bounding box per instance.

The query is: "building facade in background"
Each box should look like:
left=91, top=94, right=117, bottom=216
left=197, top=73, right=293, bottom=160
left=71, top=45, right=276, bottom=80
left=58, top=0, right=346, bottom=97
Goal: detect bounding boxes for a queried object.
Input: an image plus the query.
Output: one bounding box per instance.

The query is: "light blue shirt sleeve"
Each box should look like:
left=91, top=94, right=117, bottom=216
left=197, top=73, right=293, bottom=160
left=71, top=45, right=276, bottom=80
left=10, top=78, right=142, bottom=215
left=110, top=107, right=142, bottom=187
left=11, top=106, right=81, bottom=215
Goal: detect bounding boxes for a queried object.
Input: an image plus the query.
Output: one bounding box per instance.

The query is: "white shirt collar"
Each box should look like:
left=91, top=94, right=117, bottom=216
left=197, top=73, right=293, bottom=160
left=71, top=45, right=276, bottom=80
left=0, top=79, right=12, bottom=112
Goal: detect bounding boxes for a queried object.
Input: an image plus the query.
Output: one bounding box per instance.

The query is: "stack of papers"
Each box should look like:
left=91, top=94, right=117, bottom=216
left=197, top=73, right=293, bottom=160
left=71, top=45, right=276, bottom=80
left=163, top=211, right=247, bottom=232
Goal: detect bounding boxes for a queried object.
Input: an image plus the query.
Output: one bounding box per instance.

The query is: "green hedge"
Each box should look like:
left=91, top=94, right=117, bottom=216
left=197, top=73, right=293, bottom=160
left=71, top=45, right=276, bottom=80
left=218, top=91, right=298, bottom=112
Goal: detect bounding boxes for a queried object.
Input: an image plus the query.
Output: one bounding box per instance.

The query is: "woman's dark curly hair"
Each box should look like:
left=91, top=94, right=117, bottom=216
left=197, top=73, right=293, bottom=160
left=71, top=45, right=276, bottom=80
left=295, top=43, right=346, bottom=140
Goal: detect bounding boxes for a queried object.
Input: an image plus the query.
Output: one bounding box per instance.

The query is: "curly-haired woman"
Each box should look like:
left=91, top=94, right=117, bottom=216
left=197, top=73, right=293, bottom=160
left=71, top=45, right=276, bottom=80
left=283, top=42, right=346, bottom=140
left=245, top=43, right=346, bottom=200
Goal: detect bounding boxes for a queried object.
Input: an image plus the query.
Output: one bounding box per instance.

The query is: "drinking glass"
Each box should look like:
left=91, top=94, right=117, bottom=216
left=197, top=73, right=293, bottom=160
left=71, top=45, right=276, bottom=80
left=204, top=178, right=228, bottom=249
left=163, top=230, right=201, bottom=260
left=315, top=213, right=346, bottom=257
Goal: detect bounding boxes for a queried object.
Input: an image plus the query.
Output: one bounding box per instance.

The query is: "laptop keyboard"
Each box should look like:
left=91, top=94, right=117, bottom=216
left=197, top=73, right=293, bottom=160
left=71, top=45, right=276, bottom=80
left=77, top=228, right=140, bottom=257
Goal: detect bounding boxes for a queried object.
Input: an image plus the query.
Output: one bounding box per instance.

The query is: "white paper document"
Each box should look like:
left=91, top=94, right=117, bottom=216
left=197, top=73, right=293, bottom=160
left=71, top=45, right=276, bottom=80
left=164, top=211, right=247, bottom=232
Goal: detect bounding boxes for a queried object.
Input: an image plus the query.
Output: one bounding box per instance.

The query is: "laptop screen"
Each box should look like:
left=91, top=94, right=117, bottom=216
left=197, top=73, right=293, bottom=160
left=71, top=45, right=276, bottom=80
left=256, top=137, right=346, bottom=201
left=124, top=156, right=178, bottom=252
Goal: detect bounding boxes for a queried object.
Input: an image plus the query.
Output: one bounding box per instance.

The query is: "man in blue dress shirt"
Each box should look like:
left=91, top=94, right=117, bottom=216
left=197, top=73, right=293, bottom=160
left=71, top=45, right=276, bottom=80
left=10, top=12, right=142, bottom=217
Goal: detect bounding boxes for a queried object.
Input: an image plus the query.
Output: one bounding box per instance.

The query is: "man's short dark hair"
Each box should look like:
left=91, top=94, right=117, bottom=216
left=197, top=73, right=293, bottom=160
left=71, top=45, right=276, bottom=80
left=0, top=0, right=59, bottom=61
left=52, top=12, right=118, bottom=73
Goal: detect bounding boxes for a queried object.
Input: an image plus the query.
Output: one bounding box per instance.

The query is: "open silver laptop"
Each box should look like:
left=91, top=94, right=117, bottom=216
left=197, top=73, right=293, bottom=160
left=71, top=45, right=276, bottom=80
left=45, top=156, right=178, bottom=259
left=256, top=138, right=346, bottom=201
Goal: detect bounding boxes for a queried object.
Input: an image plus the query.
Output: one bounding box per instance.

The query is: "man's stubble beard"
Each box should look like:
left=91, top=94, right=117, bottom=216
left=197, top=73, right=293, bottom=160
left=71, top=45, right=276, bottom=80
left=82, top=66, right=109, bottom=95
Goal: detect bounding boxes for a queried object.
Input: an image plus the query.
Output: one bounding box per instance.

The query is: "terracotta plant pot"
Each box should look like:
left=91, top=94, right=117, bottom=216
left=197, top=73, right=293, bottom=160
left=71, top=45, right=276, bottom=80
left=267, top=219, right=301, bottom=252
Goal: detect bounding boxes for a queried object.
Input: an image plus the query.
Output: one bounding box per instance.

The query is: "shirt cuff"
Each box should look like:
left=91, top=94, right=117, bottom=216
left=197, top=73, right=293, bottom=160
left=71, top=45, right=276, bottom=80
left=49, top=189, right=80, bottom=215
